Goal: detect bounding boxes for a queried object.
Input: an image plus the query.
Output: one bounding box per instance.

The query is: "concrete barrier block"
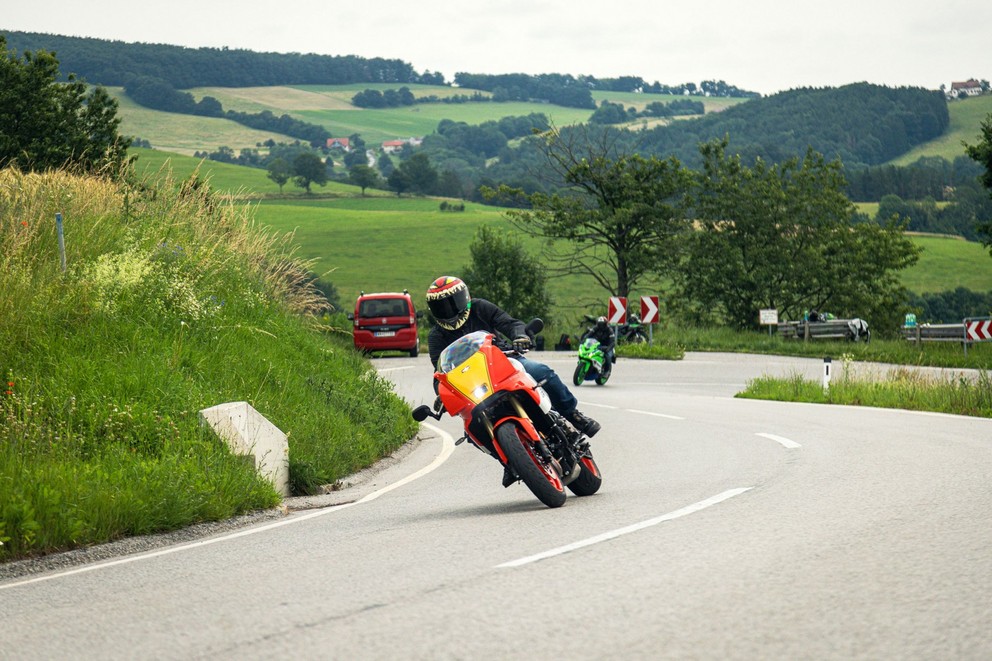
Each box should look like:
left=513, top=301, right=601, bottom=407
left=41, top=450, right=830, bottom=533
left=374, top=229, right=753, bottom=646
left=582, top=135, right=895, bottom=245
left=199, top=401, right=290, bottom=497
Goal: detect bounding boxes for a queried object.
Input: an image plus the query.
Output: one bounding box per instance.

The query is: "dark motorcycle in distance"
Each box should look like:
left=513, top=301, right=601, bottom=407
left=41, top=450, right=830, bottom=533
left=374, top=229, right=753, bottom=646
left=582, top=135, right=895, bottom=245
left=616, top=314, right=648, bottom=344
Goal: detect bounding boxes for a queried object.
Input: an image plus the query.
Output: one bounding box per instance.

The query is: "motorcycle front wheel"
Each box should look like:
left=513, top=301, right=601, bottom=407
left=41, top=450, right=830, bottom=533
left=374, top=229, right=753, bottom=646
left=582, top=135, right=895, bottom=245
left=567, top=452, right=603, bottom=497
left=573, top=361, right=589, bottom=386
left=496, top=423, right=566, bottom=508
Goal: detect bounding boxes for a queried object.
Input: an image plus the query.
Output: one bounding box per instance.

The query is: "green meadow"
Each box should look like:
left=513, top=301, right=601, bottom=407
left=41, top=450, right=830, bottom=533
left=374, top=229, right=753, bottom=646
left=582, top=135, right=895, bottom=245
left=128, top=147, right=992, bottom=322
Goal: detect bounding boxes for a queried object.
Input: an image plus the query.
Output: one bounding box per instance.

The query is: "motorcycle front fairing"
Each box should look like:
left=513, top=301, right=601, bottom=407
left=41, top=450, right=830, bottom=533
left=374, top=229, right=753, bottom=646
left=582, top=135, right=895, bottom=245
left=434, top=331, right=548, bottom=450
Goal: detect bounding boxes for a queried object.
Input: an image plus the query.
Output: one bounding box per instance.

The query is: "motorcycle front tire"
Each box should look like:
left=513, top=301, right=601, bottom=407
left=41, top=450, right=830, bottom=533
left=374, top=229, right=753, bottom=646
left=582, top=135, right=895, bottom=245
left=573, top=361, right=589, bottom=386
left=496, top=422, right=566, bottom=508
left=567, top=451, right=603, bottom=497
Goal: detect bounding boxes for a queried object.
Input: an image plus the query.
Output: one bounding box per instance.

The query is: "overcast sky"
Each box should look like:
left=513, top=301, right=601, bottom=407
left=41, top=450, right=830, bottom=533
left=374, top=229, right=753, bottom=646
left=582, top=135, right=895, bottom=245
left=3, top=0, right=989, bottom=96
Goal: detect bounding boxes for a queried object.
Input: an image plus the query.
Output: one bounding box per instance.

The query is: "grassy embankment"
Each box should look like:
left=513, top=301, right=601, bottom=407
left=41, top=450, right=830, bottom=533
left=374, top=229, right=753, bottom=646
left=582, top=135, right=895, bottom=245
left=738, top=355, right=992, bottom=419
left=0, top=167, right=417, bottom=562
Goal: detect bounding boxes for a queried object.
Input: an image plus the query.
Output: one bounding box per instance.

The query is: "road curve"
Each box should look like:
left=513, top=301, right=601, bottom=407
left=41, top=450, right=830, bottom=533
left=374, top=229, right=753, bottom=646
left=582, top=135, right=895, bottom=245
left=1, top=352, right=990, bottom=660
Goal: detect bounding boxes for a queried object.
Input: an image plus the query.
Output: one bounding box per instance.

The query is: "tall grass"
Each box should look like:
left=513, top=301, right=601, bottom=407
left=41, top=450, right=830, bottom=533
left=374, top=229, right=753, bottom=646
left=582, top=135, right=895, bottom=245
left=0, top=166, right=417, bottom=562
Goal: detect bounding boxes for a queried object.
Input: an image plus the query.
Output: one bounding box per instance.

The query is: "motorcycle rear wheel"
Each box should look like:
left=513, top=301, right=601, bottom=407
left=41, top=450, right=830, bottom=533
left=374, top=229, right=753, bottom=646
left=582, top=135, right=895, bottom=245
left=496, top=423, right=566, bottom=508
left=567, top=452, right=602, bottom=496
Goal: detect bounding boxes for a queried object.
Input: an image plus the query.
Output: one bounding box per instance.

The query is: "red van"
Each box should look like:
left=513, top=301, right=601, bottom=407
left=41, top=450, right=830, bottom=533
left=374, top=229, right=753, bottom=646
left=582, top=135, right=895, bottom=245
left=348, top=290, right=422, bottom=357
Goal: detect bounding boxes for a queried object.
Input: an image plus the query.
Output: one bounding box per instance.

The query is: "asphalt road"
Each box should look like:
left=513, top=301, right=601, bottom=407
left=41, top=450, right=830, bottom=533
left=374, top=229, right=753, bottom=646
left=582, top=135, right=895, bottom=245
left=2, top=351, right=991, bottom=660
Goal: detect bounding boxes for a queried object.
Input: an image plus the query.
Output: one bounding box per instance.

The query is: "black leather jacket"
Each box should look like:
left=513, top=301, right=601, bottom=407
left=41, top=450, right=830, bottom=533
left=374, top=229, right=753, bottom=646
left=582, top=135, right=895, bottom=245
left=581, top=325, right=616, bottom=353
left=427, top=298, right=526, bottom=369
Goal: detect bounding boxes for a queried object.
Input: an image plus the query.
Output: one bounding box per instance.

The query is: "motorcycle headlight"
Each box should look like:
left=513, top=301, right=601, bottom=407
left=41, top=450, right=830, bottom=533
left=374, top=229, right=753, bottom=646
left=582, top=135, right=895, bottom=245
left=472, top=384, right=489, bottom=399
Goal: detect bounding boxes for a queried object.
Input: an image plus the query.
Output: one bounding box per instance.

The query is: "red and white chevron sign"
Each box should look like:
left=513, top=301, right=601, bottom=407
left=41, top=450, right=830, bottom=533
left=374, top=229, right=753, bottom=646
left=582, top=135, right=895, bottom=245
left=966, top=319, right=992, bottom=341
left=608, top=297, right=627, bottom=324
left=640, top=296, right=660, bottom=324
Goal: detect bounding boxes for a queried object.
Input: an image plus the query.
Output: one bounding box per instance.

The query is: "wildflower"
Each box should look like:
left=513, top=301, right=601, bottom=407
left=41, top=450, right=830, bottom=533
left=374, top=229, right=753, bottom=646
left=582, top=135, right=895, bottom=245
left=21, top=221, right=28, bottom=227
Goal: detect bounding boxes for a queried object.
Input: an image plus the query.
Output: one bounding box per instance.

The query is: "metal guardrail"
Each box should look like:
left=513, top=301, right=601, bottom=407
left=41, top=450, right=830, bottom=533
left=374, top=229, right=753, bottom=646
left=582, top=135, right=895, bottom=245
left=901, top=317, right=992, bottom=354
left=778, top=319, right=859, bottom=342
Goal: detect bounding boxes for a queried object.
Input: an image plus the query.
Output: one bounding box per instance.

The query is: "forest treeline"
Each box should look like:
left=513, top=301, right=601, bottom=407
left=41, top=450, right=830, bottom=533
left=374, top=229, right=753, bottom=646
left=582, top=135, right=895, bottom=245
left=1, top=30, right=435, bottom=88
left=628, top=83, right=950, bottom=170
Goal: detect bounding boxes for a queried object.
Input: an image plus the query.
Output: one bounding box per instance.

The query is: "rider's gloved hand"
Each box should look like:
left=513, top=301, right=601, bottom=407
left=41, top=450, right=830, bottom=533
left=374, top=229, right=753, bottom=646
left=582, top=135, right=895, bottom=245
left=512, top=336, right=532, bottom=352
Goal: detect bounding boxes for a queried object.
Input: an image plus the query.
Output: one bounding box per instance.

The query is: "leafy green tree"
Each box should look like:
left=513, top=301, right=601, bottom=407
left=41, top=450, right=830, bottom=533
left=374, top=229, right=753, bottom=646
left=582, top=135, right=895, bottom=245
left=489, top=125, right=692, bottom=300
left=398, top=152, right=439, bottom=195
left=0, top=35, right=131, bottom=174
left=673, top=139, right=921, bottom=332
left=965, top=113, right=992, bottom=253
left=348, top=164, right=380, bottom=195
left=387, top=168, right=411, bottom=196
left=266, top=157, right=292, bottom=192
left=462, top=224, right=554, bottom=324
left=292, top=152, right=328, bottom=194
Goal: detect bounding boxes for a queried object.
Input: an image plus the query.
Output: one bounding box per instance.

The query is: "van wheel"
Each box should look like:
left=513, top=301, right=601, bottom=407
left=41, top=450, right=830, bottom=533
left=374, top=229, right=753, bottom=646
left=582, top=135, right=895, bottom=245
left=410, top=343, right=419, bottom=357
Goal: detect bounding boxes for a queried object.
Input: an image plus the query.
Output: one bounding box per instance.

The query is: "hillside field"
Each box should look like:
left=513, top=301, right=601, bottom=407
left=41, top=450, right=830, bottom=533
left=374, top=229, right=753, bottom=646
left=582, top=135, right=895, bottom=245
left=113, top=83, right=748, bottom=154
left=131, top=149, right=992, bottom=313
left=891, top=94, right=992, bottom=165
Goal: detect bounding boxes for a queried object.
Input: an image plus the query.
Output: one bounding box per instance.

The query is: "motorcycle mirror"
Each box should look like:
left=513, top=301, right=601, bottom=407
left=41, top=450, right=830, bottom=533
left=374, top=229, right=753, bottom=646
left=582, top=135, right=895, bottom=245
left=411, top=404, right=436, bottom=422
left=526, top=318, right=544, bottom=336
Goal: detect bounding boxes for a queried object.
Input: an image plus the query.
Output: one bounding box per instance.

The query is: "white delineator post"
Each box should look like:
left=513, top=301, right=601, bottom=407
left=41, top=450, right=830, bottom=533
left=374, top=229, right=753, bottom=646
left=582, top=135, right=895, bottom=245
left=199, top=401, right=290, bottom=497
left=822, top=357, right=832, bottom=391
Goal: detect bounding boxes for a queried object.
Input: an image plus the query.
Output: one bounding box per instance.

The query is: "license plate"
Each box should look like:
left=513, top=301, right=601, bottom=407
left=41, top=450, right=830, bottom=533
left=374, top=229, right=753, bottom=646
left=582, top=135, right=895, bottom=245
left=374, top=331, right=396, bottom=337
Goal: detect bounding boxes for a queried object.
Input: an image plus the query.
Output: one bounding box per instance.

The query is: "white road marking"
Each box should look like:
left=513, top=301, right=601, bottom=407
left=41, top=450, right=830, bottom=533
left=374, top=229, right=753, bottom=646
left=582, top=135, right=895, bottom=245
left=376, top=366, right=416, bottom=374
left=497, top=487, right=753, bottom=568
left=627, top=409, right=685, bottom=420
left=0, top=423, right=456, bottom=591
left=581, top=401, right=620, bottom=410
left=756, top=432, right=802, bottom=449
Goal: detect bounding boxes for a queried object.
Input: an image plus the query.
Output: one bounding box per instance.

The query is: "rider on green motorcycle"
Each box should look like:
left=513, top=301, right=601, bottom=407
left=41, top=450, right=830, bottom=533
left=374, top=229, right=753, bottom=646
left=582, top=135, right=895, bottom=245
left=581, top=316, right=616, bottom=376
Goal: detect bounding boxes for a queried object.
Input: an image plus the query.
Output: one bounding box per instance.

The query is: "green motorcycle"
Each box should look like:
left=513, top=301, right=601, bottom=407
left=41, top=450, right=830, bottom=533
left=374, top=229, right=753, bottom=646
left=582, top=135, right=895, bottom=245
left=573, top=337, right=611, bottom=386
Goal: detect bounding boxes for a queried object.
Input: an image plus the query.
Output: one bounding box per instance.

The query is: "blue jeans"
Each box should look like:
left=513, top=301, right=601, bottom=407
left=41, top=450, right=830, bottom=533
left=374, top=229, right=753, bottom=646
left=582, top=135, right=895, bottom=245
left=518, top=357, right=578, bottom=415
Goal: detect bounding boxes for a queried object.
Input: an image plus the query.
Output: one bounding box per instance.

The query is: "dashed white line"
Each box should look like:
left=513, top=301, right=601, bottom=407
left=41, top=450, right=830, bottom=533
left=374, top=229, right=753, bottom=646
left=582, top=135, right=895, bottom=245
left=627, top=409, right=685, bottom=420
left=756, top=432, right=802, bottom=449
left=497, top=487, right=753, bottom=568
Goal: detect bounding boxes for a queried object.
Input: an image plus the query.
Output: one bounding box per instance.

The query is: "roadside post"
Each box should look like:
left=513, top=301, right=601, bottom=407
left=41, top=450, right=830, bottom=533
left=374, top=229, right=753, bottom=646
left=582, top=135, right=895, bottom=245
left=56, top=212, right=66, bottom=272
left=823, top=357, right=832, bottom=391
left=640, top=295, right=660, bottom=345
left=759, top=308, right=778, bottom=338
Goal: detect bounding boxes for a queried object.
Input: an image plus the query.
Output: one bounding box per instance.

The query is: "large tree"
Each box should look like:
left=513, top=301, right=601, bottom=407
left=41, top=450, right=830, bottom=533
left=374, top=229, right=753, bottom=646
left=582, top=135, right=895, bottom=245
left=347, top=164, right=380, bottom=195
left=292, top=152, right=328, bottom=194
left=965, top=113, right=992, bottom=254
left=0, top=35, right=131, bottom=174
left=674, top=139, right=921, bottom=332
left=490, top=125, right=692, bottom=301
left=461, top=224, right=554, bottom=324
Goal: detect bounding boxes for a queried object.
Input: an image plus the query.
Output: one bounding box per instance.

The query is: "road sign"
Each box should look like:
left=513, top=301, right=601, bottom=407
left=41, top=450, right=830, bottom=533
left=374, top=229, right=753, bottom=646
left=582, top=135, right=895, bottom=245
left=640, top=296, right=659, bottom=324
left=966, top=319, right=992, bottom=341
left=608, top=297, right=627, bottom=324
left=759, top=309, right=779, bottom=325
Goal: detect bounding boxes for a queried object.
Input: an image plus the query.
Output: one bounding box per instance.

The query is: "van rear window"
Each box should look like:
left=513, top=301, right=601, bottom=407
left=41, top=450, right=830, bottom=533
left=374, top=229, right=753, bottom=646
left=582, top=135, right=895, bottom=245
left=359, top=299, right=409, bottom=318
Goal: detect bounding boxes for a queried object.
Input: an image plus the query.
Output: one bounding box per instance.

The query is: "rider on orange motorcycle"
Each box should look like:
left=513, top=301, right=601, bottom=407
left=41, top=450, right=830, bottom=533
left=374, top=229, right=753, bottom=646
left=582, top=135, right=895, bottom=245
left=425, top=276, right=601, bottom=446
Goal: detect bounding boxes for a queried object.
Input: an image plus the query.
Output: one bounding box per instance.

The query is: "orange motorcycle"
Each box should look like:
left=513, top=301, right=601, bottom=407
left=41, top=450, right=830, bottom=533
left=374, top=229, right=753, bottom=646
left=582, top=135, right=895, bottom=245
left=412, top=320, right=602, bottom=508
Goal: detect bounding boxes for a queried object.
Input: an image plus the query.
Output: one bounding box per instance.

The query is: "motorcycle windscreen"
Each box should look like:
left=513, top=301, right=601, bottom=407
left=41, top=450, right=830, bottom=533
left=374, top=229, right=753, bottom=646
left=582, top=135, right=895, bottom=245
left=438, top=331, right=489, bottom=373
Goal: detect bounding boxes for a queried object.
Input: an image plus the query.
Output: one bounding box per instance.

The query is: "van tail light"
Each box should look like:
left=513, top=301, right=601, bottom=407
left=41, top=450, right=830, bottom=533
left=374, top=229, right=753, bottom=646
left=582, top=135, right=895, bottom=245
left=409, top=315, right=414, bottom=324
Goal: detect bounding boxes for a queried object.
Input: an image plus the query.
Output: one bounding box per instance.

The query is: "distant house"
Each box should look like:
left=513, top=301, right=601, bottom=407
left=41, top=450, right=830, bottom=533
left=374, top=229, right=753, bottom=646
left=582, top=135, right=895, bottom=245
left=380, top=137, right=423, bottom=154
left=949, top=79, right=983, bottom=98
left=326, top=137, right=351, bottom=151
